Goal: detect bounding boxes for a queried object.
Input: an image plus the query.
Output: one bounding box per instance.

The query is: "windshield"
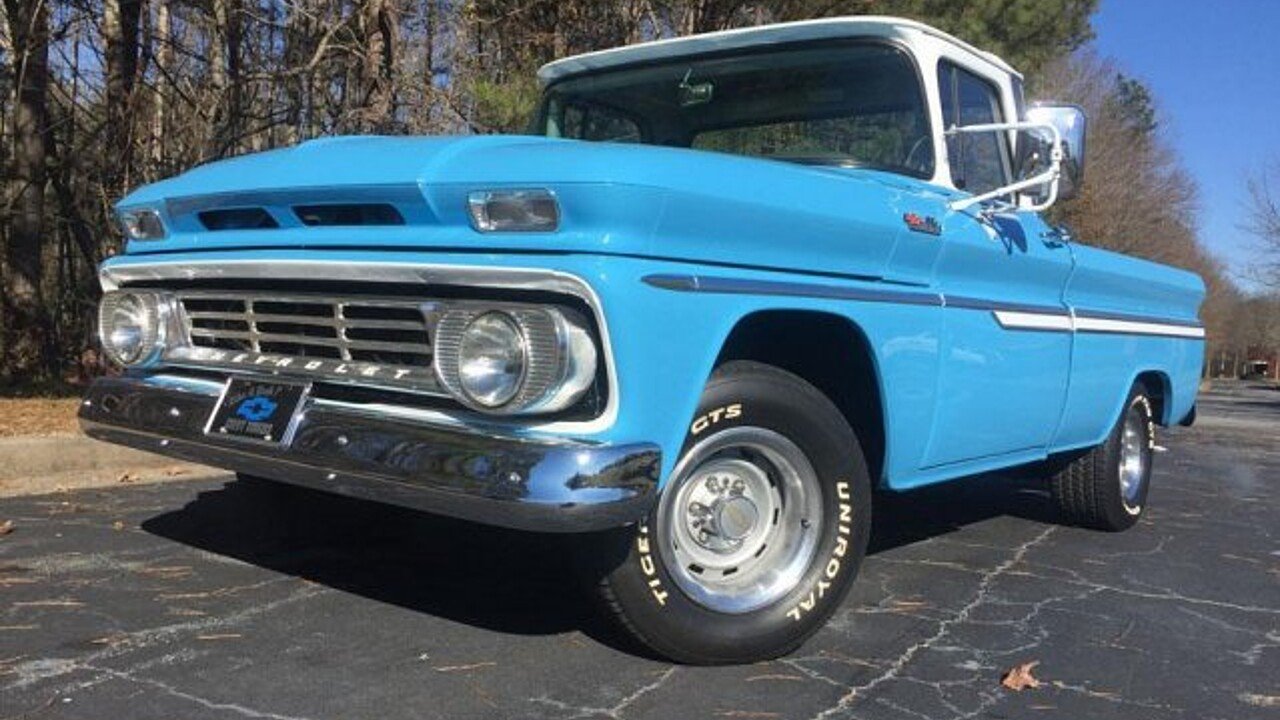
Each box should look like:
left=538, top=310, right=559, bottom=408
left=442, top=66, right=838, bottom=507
left=535, top=42, right=934, bottom=177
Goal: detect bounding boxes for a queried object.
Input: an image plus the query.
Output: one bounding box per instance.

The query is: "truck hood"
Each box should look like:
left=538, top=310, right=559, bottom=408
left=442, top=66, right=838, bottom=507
left=119, top=134, right=951, bottom=280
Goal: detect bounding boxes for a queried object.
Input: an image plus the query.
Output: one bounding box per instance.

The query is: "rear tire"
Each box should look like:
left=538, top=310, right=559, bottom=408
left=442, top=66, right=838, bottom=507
left=587, top=361, right=872, bottom=665
left=1049, top=384, right=1155, bottom=531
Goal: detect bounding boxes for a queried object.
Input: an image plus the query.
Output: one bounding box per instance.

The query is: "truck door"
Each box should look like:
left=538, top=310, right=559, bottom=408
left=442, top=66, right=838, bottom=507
left=922, top=62, right=1075, bottom=468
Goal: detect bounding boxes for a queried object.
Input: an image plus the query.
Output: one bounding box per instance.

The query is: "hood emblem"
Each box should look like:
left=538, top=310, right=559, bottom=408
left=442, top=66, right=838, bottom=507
left=903, top=212, right=942, bottom=236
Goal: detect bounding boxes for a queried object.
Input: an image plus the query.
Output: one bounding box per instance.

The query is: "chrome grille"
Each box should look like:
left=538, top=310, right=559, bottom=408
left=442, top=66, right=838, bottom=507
left=165, top=292, right=444, bottom=395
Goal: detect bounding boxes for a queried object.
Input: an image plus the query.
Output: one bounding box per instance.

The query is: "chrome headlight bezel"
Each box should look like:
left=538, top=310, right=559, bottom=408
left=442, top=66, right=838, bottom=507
left=433, top=303, right=598, bottom=415
left=97, top=290, right=172, bottom=367
left=116, top=207, right=168, bottom=241
left=467, top=189, right=560, bottom=233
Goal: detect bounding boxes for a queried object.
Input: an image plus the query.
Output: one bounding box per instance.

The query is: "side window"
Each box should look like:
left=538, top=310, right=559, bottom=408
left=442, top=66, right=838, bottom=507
left=937, top=62, right=1011, bottom=194
left=560, top=102, right=643, bottom=143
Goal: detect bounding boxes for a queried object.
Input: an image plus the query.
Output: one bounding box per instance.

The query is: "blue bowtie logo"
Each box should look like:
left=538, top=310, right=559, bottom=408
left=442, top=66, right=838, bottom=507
left=235, top=395, right=278, bottom=422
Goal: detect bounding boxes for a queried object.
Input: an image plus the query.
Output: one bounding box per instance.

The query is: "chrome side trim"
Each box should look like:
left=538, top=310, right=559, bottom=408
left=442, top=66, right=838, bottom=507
left=80, top=374, right=657, bottom=532
left=644, top=273, right=1204, bottom=339
left=1070, top=314, right=1206, bottom=339
left=1073, top=308, right=1205, bottom=330
left=642, top=273, right=943, bottom=307
left=943, top=295, right=1067, bottom=316
left=993, top=310, right=1205, bottom=338
left=100, top=259, right=620, bottom=435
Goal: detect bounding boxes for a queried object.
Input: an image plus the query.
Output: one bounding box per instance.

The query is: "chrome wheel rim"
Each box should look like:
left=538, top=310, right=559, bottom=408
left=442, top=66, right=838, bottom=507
left=1119, top=404, right=1148, bottom=513
left=656, top=426, right=823, bottom=614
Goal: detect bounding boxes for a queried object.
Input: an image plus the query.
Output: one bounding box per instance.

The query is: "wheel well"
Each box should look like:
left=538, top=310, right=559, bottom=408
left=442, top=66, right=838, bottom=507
left=1135, top=370, right=1170, bottom=425
left=715, top=310, right=886, bottom=484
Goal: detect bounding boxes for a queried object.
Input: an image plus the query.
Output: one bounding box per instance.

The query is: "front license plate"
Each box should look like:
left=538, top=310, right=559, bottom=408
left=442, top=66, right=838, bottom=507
left=206, top=378, right=309, bottom=445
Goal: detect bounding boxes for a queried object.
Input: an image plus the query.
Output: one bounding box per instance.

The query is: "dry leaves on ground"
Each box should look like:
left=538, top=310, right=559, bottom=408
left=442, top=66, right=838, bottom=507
left=0, top=398, right=82, bottom=437
left=1001, top=661, right=1042, bottom=691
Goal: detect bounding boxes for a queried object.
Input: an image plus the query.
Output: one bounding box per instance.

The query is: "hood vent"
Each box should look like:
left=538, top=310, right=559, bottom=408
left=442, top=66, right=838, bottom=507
left=166, top=184, right=430, bottom=234
left=199, top=207, right=279, bottom=231
left=294, top=203, right=404, bottom=227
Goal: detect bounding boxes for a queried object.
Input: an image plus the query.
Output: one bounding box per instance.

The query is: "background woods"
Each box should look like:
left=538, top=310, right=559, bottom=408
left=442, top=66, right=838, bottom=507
left=0, top=0, right=1274, bottom=387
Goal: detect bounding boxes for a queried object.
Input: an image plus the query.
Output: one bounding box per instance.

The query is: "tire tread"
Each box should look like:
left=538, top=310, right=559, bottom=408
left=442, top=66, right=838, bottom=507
left=1049, top=384, right=1151, bottom=532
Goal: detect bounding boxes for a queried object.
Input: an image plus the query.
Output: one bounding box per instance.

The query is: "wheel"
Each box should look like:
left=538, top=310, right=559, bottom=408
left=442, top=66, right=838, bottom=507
left=1049, top=383, right=1155, bottom=531
left=589, top=361, right=872, bottom=665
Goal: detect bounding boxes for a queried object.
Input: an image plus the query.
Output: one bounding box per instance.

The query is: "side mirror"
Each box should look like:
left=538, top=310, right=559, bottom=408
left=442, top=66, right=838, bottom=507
left=1017, top=103, right=1087, bottom=202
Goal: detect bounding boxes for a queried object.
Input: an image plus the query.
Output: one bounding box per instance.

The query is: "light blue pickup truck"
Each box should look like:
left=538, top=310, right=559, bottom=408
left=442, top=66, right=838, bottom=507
left=83, top=17, right=1205, bottom=663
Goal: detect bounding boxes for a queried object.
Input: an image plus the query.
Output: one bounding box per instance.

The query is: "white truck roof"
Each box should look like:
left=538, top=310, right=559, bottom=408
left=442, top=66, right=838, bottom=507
left=537, top=16, right=1020, bottom=86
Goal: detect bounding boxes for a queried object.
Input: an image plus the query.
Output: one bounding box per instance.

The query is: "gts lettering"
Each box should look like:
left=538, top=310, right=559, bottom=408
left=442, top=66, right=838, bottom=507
left=787, top=481, right=852, bottom=622
left=636, top=523, right=669, bottom=606
left=690, top=404, right=742, bottom=435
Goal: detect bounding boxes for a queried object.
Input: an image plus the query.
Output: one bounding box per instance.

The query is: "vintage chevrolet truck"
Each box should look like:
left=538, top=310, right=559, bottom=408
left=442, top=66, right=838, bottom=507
left=82, top=17, right=1205, bottom=664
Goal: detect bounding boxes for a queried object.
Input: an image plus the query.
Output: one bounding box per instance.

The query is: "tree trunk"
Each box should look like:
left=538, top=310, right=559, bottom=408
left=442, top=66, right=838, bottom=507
left=103, top=0, right=143, bottom=197
left=150, top=0, right=171, bottom=170
left=1, top=0, right=51, bottom=381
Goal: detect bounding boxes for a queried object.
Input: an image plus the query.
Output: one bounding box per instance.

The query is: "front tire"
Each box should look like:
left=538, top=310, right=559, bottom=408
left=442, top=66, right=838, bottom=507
left=591, top=361, right=872, bottom=665
left=1049, top=383, right=1156, bottom=531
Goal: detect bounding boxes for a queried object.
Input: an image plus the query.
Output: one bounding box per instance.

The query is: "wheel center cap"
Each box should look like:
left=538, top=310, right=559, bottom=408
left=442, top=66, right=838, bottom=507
left=716, top=495, right=759, bottom=541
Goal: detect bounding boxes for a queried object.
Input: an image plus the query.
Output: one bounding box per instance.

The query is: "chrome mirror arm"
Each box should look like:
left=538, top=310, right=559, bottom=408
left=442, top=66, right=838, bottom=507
left=944, top=120, right=1063, bottom=213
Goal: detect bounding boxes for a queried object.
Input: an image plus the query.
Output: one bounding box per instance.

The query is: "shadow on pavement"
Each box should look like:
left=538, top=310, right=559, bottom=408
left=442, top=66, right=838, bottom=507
left=142, top=470, right=1061, bottom=648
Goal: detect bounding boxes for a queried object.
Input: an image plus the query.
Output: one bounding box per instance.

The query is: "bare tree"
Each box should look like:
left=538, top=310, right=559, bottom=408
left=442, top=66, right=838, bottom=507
left=1, top=0, right=50, bottom=380
left=103, top=0, right=143, bottom=194
left=1245, top=161, right=1280, bottom=288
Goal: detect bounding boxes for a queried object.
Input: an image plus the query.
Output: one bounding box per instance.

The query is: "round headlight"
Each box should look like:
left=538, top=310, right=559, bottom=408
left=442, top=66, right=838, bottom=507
left=457, top=312, right=527, bottom=407
left=98, top=292, right=162, bottom=366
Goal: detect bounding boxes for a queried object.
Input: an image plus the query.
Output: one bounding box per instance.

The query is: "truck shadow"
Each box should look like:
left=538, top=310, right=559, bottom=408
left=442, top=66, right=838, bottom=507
left=141, top=471, right=1058, bottom=650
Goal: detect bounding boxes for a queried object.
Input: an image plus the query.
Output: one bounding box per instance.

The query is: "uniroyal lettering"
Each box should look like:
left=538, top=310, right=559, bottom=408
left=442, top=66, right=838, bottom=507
left=635, top=524, right=669, bottom=606
left=787, top=481, right=853, bottom=622
left=690, top=403, right=743, bottom=435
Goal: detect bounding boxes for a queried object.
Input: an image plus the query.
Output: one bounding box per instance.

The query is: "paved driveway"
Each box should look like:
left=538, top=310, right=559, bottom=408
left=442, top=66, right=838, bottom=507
left=2, top=382, right=1277, bottom=719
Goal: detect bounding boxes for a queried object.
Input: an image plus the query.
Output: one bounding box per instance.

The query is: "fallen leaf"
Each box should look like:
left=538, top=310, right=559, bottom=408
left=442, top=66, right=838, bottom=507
left=1001, top=661, right=1042, bottom=691
left=0, top=520, right=13, bottom=536
left=112, top=521, right=125, bottom=531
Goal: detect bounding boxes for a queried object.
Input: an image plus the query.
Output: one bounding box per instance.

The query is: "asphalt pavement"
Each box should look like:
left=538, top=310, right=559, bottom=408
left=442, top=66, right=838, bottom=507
left=2, top=381, right=1277, bottom=719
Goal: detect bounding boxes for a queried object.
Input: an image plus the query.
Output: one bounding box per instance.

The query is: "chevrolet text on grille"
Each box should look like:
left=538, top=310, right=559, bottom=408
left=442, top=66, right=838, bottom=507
left=191, top=350, right=424, bottom=380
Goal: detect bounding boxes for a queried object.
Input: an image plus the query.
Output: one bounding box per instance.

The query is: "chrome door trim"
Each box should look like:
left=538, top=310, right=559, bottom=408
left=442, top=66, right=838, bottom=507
left=644, top=273, right=1204, bottom=339
left=643, top=273, right=944, bottom=307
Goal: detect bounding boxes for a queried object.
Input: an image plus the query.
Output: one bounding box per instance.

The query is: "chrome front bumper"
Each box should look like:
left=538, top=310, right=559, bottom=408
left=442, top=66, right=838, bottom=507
left=79, top=375, right=659, bottom=532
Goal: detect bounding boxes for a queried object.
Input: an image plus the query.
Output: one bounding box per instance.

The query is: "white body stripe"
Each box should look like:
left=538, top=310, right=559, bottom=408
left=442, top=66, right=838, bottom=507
left=1072, top=315, right=1206, bottom=339
left=993, top=310, right=1205, bottom=339
left=991, top=310, right=1075, bottom=332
